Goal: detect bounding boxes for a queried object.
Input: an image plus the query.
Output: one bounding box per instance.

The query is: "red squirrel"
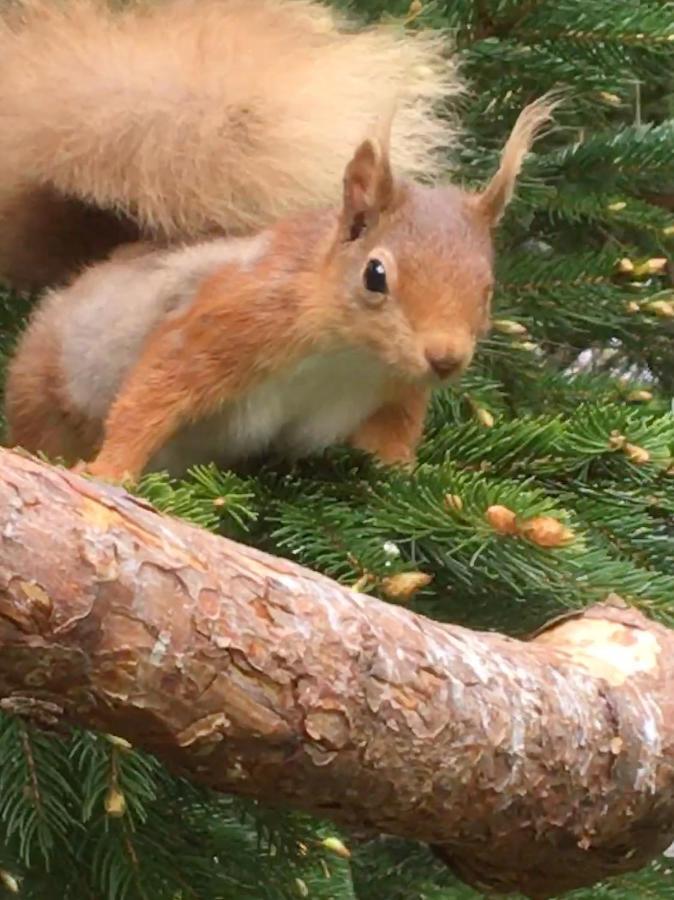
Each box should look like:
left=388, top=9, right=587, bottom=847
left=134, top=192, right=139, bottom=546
left=4, top=97, right=556, bottom=483
left=0, top=0, right=462, bottom=291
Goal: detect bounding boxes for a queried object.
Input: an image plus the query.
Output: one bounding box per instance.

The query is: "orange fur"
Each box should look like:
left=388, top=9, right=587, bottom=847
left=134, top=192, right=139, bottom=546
left=5, top=98, right=555, bottom=482
left=0, top=0, right=463, bottom=290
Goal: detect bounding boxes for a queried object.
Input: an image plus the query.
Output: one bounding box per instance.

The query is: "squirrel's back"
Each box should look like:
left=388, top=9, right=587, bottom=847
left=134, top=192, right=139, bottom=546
left=0, top=0, right=463, bottom=290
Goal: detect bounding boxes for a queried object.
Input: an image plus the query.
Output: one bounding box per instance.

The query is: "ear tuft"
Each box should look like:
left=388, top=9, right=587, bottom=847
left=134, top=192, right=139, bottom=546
left=340, top=130, right=395, bottom=242
left=476, top=91, right=564, bottom=227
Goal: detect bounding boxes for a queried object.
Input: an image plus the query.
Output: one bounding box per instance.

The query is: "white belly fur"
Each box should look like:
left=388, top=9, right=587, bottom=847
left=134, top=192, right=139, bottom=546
left=149, top=348, right=389, bottom=476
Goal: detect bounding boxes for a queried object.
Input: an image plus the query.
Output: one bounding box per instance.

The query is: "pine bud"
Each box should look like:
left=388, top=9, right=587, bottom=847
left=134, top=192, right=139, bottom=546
left=444, top=493, right=463, bottom=512
left=212, top=497, right=227, bottom=508
left=105, top=786, right=127, bottom=817
left=486, top=505, right=518, bottom=535
left=598, top=91, right=621, bottom=106
left=321, top=836, right=351, bottom=859
left=608, top=431, right=626, bottom=450
left=645, top=300, right=674, bottom=318
left=105, top=734, right=133, bottom=751
left=295, top=878, right=309, bottom=898
left=607, top=201, right=626, bottom=211
left=516, top=341, right=539, bottom=352
left=381, top=571, right=432, bottom=601
left=624, top=443, right=650, bottom=465
left=663, top=224, right=674, bottom=236
left=520, top=516, right=574, bottom=548
left=0, top=870, right=19, bottom=893
left=625, top=390, right=653, bottom=403
left=475, top=407, right=494, bottom=428
left=632, top=258, right=667, bottom=277
left=624, top=301, right=640, bottom=314
left=616, top=257, right=634, bottom=273
left=493, top=319, right=528, bottom=336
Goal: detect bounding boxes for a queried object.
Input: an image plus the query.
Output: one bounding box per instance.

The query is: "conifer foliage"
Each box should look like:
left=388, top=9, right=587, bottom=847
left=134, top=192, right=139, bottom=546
left=0, top=0, right=673, bottom=897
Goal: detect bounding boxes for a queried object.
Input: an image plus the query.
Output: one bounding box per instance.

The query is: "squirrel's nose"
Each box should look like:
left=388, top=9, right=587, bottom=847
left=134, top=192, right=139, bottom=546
left=425, top=350, right=462, bottom=380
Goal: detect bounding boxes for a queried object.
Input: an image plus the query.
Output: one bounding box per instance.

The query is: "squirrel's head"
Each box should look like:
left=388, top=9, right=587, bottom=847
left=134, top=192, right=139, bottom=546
left=326, top=95, right=559, bottom=384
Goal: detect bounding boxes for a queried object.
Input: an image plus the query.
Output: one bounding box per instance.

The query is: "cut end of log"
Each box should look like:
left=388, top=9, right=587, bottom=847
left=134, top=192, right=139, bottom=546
left=532, top=602, right=662, bottom=687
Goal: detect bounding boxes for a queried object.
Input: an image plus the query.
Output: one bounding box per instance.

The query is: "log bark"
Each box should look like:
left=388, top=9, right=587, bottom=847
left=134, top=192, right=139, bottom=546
left=0, top=447, right=673, bottom=899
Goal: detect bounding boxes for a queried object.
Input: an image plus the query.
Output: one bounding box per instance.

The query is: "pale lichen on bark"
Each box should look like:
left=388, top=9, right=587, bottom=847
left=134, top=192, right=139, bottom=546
left=0, top=448, right=673, bottom=899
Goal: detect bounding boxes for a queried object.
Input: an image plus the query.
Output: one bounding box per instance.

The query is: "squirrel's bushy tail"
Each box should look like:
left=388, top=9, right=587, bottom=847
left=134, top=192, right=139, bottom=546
left=0, top=0, right=462, bottom=290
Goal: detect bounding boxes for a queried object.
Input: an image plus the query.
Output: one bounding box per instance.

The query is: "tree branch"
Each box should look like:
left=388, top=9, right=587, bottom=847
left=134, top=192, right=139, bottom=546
left=0, top=448, right=672, bottom=899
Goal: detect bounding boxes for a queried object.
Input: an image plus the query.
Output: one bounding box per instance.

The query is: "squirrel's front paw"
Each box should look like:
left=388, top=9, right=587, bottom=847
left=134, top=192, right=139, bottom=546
left=72, top=459, right=137, bottom=488
left=372, top=443, right=416, bottom=470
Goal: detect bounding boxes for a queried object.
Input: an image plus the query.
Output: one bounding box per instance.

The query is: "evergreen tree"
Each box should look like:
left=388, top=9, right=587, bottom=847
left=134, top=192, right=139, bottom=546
left=0, top=0, right=673, bottom=897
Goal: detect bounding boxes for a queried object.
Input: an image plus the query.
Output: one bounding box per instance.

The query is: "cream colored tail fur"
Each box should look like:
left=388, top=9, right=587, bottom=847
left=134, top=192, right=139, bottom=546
left=0, top=0, right=462, bottom=290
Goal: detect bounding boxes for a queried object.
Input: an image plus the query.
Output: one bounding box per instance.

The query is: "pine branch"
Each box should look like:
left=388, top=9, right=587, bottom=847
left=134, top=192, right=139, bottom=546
left=1, top=449, right=674, bottom=899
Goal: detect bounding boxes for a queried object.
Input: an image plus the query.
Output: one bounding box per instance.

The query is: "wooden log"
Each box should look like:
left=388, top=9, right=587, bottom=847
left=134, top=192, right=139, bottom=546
left=0, top=448, right=672, bottom=898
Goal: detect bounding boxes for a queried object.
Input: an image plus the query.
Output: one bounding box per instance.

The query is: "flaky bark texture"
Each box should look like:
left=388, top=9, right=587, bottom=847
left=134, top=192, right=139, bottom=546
left=0, top=448, right=673, bottom=899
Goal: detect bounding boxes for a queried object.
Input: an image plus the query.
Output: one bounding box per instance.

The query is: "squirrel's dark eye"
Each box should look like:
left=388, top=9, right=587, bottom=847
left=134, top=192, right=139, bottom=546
left=364, top=258, right=388, bottom=294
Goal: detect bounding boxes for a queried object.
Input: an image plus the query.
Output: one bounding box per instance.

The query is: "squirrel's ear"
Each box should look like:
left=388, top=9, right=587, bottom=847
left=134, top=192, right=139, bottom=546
left=475, top=92, right=562, bottom=227
left=339, top=136, right=394, bottom=242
